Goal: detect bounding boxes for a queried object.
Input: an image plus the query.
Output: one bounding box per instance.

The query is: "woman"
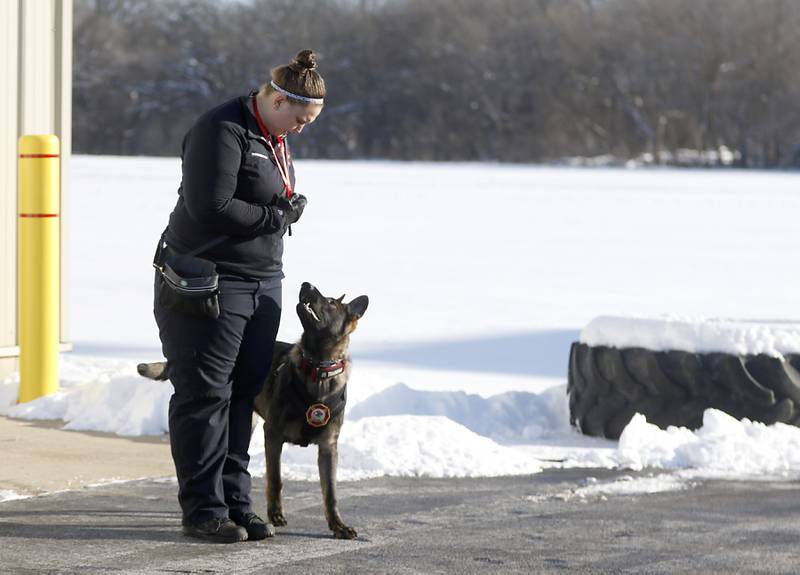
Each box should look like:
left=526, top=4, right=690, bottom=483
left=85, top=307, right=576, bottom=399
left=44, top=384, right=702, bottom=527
left=153, top=50, right=325, bottom=543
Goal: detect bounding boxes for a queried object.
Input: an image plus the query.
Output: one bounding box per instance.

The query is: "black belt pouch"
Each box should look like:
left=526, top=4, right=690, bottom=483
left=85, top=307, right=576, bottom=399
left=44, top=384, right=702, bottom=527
left=153, top=238, right=222, bottom=320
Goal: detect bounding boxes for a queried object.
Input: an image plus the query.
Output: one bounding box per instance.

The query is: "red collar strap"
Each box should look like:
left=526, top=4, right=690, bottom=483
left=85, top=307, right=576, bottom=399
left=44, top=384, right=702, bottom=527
left=299, top=355, right=347, bottom=383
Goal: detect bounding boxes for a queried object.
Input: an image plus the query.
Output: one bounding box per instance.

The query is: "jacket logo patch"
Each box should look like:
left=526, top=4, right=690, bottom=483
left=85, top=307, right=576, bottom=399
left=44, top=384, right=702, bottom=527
left=251, top=152, right=270, bottom=160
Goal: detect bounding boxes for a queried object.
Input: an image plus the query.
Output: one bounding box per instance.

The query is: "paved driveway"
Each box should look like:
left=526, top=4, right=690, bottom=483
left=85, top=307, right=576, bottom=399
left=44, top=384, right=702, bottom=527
left=1, top=469, right=797, bottom=574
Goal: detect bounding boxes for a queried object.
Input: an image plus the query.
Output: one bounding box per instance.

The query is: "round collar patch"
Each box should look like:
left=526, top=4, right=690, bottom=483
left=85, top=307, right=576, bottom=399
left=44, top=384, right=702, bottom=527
left=306, top=403, right=331, bottom=428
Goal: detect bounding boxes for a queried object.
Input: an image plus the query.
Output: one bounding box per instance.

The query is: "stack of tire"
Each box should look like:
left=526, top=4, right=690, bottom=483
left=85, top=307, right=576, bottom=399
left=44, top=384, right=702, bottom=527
left=568, top=342, right=800, bottom=439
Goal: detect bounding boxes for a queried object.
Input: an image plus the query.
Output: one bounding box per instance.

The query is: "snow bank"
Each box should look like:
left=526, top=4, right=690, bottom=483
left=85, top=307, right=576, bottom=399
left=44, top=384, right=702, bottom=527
left=248, top=415, right=543, bottom=480
left=581, top=315, right=800, bottom=357
left=0, top=358, right=547, bottom=479
left=0, top=358, right=170, bottom=436
left=348, top=382, right=570, bottom=444
left=617, top=409, right=800, bottom=479
left=8, top=357, right=800, bottom=483
left=0, top=357, right=570, bottom=444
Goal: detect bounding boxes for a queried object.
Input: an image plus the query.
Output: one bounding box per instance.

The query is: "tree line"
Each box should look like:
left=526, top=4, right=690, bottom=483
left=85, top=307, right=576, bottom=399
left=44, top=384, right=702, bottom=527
left=73, top=0, right=800, bottom=167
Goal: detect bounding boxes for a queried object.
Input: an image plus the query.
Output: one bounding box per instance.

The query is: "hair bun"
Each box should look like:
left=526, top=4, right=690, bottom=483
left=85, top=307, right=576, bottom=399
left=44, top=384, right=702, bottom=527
left=290, top=49, right=318, bottom=73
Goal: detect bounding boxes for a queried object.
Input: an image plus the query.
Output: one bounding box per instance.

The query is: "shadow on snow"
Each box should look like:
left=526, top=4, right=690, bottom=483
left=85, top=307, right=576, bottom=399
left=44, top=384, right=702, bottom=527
left=355, top=329, right=580, bottom=378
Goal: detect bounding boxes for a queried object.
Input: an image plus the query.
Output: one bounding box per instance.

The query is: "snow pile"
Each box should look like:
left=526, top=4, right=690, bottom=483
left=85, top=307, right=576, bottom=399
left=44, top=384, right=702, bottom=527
left=0, top=358, right=549, bottom=479
left=9, top=358, right=800, bottom=483
left=617, top=410, right=800, bottom=479
left=348, top=382, right=570, bottom=444
left=0, top=357, right=170, bottom=436
left=0, top=490, right=28, bottom=503
left=248, top=415, right=543, bottom=480
left=581, top=316, right=800, bottom=357
left=0, top=356, right=570, bottom=446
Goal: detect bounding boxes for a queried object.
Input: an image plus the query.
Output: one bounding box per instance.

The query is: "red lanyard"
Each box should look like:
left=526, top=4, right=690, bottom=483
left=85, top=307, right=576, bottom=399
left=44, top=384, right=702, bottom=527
left=252, top=93, right=293, bottom=198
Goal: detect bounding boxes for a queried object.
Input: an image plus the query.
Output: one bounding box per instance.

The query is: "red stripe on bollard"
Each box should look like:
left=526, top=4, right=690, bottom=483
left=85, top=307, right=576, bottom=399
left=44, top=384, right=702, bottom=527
left=19, top=154, right=60, bottom=158
left=19, top=213, right=59, bottom=218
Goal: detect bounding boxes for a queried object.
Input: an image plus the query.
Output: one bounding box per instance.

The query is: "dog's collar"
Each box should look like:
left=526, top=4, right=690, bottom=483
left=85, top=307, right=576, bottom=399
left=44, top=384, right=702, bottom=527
left=299, top=353, right=347, bottom=383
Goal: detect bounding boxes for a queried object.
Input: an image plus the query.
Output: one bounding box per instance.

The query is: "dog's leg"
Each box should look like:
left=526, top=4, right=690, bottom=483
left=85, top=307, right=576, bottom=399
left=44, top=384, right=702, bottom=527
left=265, top=431, right=287, bottom=526
left=318, top=442, right=357, bottom=539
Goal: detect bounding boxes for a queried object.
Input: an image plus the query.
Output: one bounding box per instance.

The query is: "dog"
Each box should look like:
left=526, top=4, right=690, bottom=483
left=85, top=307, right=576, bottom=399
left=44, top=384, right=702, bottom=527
left=138, top=281, right=368, bottom=539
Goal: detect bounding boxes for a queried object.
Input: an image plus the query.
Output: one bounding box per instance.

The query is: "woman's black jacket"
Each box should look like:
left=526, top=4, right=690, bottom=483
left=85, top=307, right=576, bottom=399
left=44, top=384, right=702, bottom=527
left=163, top=93, right=295, bottom=280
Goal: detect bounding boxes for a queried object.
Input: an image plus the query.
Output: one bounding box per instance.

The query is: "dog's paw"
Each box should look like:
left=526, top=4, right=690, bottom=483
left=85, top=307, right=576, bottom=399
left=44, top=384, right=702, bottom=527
left=331, top=523, right=357, bottom=540
left=268, top=510, right=287, bottom=527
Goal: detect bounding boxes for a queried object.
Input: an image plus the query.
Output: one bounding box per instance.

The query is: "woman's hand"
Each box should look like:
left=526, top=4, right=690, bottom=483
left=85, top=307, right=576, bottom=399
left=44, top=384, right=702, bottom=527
left=275, top=194, right=307, bottom=226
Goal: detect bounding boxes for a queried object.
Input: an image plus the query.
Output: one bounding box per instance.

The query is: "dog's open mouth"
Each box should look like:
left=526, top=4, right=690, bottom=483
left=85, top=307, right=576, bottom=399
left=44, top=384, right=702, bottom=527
left=303, top=301, right=321, bottom=323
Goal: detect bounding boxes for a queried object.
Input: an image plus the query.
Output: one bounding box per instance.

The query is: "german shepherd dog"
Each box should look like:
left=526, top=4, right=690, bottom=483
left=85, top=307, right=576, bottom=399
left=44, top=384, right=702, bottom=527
left=138, top=282, right=368, bottom=539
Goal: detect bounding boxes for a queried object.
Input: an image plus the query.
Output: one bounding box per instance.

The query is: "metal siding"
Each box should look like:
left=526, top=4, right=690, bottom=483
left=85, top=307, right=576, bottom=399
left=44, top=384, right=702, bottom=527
left=0, top=0, right=20, bottom=378
left=19, top=0, right=56, bottom=134
left=0, top=0, right=71, bottom=379
left=56, top=0, right=72, bottom=344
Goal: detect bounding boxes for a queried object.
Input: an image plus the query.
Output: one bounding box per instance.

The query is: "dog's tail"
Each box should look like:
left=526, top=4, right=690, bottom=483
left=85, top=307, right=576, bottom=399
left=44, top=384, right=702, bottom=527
left=137, top=361, right=170, bottom=381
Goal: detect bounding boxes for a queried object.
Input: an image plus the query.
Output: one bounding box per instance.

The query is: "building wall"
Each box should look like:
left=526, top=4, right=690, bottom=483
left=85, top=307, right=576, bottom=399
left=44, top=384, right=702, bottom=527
left=0, top=0, right=21, bottom=377
left=0, top=0, right=72, bottom=379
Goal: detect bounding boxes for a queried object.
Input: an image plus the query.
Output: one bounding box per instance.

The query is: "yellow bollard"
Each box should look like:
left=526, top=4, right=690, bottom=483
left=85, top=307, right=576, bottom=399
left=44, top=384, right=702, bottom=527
left=17, top=135, right=60, bottom=404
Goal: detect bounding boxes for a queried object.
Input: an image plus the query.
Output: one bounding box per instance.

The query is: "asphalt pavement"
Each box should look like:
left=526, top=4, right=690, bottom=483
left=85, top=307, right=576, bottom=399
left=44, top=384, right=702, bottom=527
left=1, top=469, right=798, bottom=574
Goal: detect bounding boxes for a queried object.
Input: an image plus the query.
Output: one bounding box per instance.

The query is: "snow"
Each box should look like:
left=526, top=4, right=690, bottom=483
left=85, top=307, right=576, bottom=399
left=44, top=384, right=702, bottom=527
left=572, top=474, right=692, bottom=497
left=582, top=315, right=800, bottom=357
left=0, top=490, right=29, bottom=503
left=618, top=410, right=800, bottom=480
left=3, top=156, right=800, bottom=489
left=347, top=382, right=571, bottom=444
left=1, top=357, right=170, bottom=436
left=249, top=415, right=543, bottom=481
left=533, top=474, right=694, bottom=502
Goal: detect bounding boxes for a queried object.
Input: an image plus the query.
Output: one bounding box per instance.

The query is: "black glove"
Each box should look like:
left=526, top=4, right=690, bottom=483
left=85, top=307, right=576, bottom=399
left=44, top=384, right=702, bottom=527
left=275, top=194, right=307, bottom=226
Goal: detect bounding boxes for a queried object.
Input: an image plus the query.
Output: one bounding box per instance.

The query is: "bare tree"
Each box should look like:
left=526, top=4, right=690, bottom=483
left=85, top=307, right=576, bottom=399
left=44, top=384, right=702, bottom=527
left=73, top=0, right=800, bottom=166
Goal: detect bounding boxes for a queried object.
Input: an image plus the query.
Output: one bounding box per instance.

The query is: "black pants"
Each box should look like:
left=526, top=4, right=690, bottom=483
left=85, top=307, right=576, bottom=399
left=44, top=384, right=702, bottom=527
left=154, top=272, right=281, bottom=523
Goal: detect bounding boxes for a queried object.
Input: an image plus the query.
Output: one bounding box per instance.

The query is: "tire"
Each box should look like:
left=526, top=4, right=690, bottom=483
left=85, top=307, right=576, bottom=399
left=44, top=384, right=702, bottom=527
left=568, top=342, right=800, bottom=439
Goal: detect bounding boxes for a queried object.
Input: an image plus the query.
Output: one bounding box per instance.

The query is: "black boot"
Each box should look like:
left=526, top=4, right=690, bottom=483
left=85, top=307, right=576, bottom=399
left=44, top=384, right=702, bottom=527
left=230, top=511, right=275, bottom=541
left=182, top=517, right=248, bottom=543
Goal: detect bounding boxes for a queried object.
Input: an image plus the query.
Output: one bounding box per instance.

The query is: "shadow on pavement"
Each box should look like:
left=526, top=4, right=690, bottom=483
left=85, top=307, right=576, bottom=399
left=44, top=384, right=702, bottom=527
left=0, top=505, right=180, bottom=540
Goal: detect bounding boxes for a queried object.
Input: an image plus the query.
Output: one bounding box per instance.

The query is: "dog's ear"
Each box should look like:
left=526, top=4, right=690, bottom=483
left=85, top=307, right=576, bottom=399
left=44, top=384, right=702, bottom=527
left=347, top=295, right=369, bottom=319
left=336, top=294, right=345, bottom=304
